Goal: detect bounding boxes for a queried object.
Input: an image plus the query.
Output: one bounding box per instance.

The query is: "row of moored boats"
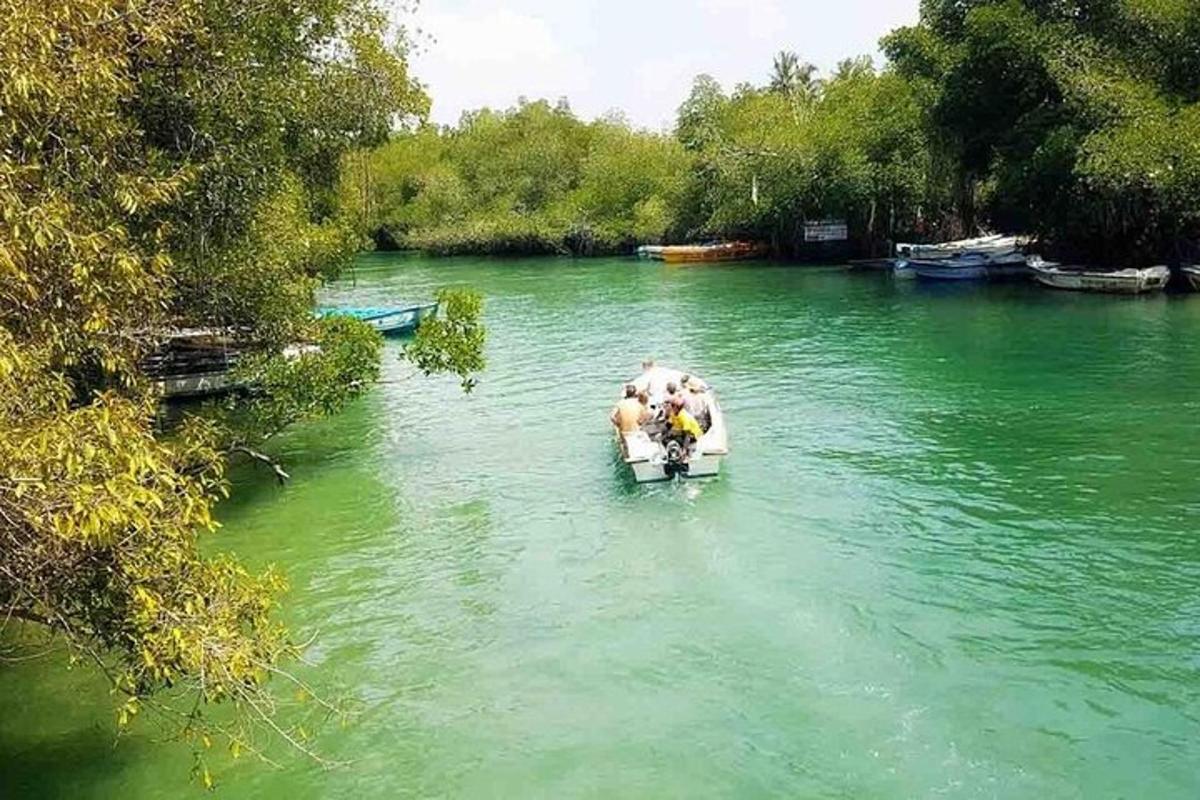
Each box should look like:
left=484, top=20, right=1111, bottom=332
left=858, top=234, right=1190, bottom=294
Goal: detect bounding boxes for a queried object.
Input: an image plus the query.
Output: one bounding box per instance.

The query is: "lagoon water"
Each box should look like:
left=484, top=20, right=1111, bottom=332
left=3, top=255, right=1200, bottom=798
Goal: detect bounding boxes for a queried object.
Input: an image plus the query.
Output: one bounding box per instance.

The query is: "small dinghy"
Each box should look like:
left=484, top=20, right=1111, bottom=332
left=615, top=366, right=729, bottom=483
left=316, top=303, right=438, bottom=336
left=1029, top=260, right=1170, bottom=294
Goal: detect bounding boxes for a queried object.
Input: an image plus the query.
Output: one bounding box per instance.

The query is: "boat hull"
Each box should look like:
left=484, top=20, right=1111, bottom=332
left=629, top=453, right=722, bottom=483
left=317, top=303, right=438, bottom=336
left=659, top=243, right=764, bottom=264
left=1031, top=266, right=1170, bottom=294
left=911, top=260, right=990, bottom=281
left=369, top=304, right=438, bottom=336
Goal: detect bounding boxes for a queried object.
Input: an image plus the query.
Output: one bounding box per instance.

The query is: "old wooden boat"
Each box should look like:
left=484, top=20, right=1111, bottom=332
left=616, top=366, right=729, bottom=483
left=316, top=302, right=438, bottom=336
left=1181, top=265, right=1200, bottom=292
left=1029, top=260, right=1170, bottom=294
left=659, top=242, right=764, bottom=264
left=142, top=328, right=242, bottom=400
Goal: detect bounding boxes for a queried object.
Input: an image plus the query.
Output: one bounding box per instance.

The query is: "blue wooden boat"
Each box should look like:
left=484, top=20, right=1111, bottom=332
left=911, top=257, right=990, bottom=281
left=316, top=303, right=438, bottom=336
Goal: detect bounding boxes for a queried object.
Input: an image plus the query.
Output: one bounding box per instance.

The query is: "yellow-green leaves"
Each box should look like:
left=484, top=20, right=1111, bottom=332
left=2, top=0, right=420, bottom=782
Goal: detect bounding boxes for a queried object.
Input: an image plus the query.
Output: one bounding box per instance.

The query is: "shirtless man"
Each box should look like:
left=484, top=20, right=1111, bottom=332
left=610, top=384, right=648, bottom=434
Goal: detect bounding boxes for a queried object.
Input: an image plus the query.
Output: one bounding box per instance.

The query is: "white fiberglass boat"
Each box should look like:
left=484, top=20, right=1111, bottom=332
left=1029, top=259, right=1170, bottom=294
left=616, top=366, right=729, bottom=482
left=896, top=234, right=1028, bottom=262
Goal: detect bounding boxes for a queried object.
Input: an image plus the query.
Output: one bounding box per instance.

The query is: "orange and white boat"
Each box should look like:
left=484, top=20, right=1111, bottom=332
left=659, top=241, right=765, bottom=264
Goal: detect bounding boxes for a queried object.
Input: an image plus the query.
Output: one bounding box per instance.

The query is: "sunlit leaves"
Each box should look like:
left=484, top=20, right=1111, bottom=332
left=0, top=0, right=428, bottom=777
left=404, top=289, right=486, bottom=393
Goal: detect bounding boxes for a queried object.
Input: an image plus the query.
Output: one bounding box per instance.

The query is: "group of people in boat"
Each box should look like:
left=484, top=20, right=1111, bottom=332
left=610, top=359, right=714, bottom=459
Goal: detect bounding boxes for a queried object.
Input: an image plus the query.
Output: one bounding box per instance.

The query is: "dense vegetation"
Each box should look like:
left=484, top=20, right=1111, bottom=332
left=0, top=0, right=482, bottom=780
left=341, top=100, right=693, bottom=255
left=885, top=0, right=1200, bottom=263
left=355, top=0, right=1200, bottom=264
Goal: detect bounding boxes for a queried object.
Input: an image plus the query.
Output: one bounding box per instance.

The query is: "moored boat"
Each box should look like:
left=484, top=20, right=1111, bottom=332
left=616, top=366, right=729, bottom=483
left=659, top=242, right=764, bottom=264
left=910, top=258, right=990, bottom=281
left=316, top=302, right=438, bottom=336
left=636, top=245, right=666, bottom=261
left=1029, top=260, right=1170, bottom=294
left=896, top=234, right=1027, bottom=262
left=1182, top=265, right=1200, bottom=292
left=908, top=251, right=1028, bottom=281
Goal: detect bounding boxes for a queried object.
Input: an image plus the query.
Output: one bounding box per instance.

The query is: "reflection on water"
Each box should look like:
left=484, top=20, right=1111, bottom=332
left=2, top=255, right=1198, bottom=799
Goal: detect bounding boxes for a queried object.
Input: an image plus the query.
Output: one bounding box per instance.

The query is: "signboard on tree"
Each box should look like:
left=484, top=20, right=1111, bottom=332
left=804, top=220, right=848, bottom=242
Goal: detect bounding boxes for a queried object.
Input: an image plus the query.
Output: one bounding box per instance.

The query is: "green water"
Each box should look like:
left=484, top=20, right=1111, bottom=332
left=3, top=255, right=1199, bottom=798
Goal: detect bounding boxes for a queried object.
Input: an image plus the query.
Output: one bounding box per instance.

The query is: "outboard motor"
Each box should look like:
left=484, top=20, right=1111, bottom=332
left=663, top=440, right=690, bottom=478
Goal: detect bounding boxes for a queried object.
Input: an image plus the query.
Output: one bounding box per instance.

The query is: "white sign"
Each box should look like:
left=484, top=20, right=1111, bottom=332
left=804, top=220, right=848, bottom=242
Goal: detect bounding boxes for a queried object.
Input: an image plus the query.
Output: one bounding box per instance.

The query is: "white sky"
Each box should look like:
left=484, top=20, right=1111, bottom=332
left=404, top=0, right=920, bottom=130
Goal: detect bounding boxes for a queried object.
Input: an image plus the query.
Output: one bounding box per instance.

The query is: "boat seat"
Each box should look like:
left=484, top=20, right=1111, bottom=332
left=622, top=431, right=659, bottom=462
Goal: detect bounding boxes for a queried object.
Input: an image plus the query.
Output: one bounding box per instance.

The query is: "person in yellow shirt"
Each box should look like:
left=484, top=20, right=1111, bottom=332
left=610, top=384, right=649, bottom=434
left=666, top=396, right=703, bottom=445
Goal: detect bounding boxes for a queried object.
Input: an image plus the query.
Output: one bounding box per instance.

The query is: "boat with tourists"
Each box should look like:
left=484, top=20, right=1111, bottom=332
left=1181, top=265, right=1200, bottom=292
left=653, top=242, right=765, bottom=264
left=316, top=302, right=438, bottom=336
left=613, top=364, right=729, bottom=483
left=1028, top=259, right=1171, bottom=294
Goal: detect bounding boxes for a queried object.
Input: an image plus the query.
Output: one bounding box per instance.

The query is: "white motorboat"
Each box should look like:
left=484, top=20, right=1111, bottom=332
left=896, top=234, right=1029, bottom=262
left=1029, top=259, right=1171, bottom=294
left=616, top=366, right=729, bottom=483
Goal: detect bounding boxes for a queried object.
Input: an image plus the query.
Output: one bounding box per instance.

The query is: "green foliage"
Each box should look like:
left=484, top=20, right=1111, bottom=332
left=343, top=100, right=693, bottom=255
left=0, top=0, right=445, bottom=773
left=677, top=63, right=938, bottom=254
left=226, top=317, right=386, bottom=445
left=890, top=0, right=1200, bottom=261
left=770, top=51, right=821, bottom=102
left=405, top=289, right=487, bottom=393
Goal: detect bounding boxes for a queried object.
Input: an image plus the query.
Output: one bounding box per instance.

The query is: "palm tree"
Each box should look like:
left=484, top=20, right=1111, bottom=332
left=769, top=51, right=819, bottom=101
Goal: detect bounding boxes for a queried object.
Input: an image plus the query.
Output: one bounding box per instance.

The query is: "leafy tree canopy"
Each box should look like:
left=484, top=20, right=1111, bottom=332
left=0, top=0, right=481, bottom=776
